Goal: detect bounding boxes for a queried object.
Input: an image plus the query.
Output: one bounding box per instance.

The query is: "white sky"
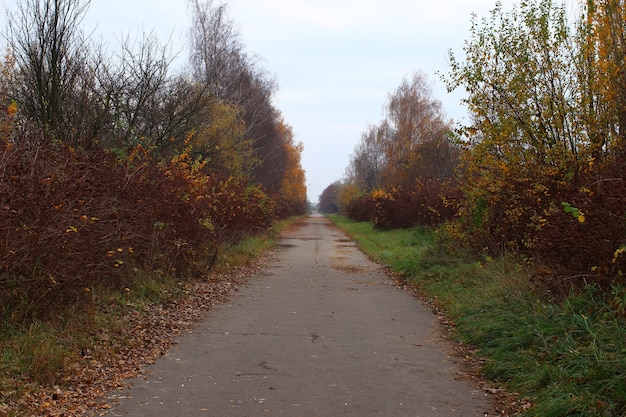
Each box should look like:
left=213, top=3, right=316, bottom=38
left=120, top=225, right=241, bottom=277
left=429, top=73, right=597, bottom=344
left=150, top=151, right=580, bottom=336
left=2, top=0, right=570, bottom=201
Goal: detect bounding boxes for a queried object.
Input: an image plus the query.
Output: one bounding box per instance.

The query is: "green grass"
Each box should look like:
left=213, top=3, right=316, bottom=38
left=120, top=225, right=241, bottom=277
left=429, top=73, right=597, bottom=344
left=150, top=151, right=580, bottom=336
left=328, top=215, right=434, bottom=277
left=328, top=215, right=626, bottom=417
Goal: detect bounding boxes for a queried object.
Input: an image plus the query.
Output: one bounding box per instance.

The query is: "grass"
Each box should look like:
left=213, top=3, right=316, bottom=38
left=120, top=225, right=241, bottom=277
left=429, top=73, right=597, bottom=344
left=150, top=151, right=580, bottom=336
left=328, top=215, right=626, bottom=417
left=328, top=215, right=435, bottom=277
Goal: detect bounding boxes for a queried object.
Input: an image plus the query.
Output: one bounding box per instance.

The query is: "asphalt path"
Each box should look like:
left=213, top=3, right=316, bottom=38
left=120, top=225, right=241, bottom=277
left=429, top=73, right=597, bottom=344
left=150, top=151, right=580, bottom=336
left=106, top=215, right=495, bottom=416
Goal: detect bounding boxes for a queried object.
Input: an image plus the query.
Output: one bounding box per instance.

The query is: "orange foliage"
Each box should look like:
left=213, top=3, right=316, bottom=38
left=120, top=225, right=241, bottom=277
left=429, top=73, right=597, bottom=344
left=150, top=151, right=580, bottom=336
left=0, top=50, right=16, bottom=148
left=274, top=120, right=307, bottom=217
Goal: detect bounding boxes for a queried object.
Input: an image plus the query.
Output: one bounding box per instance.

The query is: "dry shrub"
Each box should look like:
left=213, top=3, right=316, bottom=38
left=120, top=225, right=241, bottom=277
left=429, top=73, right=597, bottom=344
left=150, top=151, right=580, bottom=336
left=534, top=160, right=626, bottom=289
left=406, top=179, right=460, bottom=226
left=0, top=139, right=274, bottom=320
left=346, top=193, right=375, bottom=222
left=355, top=180, right=460, bottom=230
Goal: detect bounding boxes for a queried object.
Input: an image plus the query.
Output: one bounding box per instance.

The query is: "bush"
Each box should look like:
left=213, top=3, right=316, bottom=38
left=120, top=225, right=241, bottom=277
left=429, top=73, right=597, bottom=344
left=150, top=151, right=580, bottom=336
left=0, top=138, right=275, bottom=320
left=356, top=180, right=460, bottom=230
left=453, top=154, right=626, bottom=292
left=534, top=159, right=626, bottom=289
left=345, top=193, right=375, bottom=222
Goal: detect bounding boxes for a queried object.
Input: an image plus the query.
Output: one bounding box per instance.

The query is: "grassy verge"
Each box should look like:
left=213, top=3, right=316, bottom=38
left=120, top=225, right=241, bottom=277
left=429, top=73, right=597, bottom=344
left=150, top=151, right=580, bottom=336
left=328, top=215, right=626, bottom=417
left=0, top=216, right=303, bottom=417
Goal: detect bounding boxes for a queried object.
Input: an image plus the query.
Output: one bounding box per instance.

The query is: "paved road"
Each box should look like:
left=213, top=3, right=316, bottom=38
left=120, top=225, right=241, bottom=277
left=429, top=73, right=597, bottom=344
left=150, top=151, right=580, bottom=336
left=107, top=215, right=494, bottom=416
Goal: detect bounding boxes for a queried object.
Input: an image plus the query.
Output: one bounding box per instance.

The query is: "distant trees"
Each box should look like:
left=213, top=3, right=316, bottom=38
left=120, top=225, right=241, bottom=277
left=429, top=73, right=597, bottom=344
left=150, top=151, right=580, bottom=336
left=337, top=71, right=460, bottom=229
left=347, top=124, right=387, bottom=192
left=318, top=182, right=341, bottom=214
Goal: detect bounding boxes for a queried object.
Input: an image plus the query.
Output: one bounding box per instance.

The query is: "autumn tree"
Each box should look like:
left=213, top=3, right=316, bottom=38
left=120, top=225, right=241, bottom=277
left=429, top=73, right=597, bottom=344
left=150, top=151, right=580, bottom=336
left=342, top=72, right=459, bottom=228
left=188, top=0, right=277, bottom=146
left=275, top=120, right=307, bottom=217
left=381, top=72, right=456, bottom=189
left=187, top=0, right=297, bottom=198
left=445, top=0, right=581, bottom=246
left=582, top=0, right=626, bottom=156
left=186, top=99, right=254, bottom=177
left=318, top=182, right=341, bottom=214
left=347, top=72, right=456, bottom=193
left=446, top=0, right=626, bottom=284
left=188, top=0, right=275, bottom=142
left=6, top=0, right=96, bottom=142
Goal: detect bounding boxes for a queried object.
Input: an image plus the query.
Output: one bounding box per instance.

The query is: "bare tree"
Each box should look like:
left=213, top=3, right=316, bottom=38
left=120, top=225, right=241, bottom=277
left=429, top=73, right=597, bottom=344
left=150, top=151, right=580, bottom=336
left=7, top=0, right=94, bottom=142
left=346, top=124, right=387, bottom=191
left=188, top=0, right=242, bottom=97
left=382, top=72, right=456, bottom=186
left=187, top=0, right=286, bottom=191
left=100, top=32, right=180, bottom=148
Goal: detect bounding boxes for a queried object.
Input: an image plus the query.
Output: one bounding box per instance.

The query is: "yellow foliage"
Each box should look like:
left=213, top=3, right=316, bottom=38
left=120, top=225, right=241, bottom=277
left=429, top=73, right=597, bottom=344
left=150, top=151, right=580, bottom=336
left=336, top=183, right=360, bottom=214
left=613, top=245, right=626, bottom=264
left=6, top=101, right=17, bottom=117
left=371, top=188, right=393, bottom=201
left=187, top=100, right=253, bottom=177
left=277, top=121, right=307, bottom=212
left=0, top=51, right=16, bottom=147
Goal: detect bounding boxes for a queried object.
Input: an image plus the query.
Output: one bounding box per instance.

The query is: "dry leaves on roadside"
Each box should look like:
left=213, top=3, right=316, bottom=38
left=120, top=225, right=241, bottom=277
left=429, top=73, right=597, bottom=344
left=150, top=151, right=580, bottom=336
left=6, top=260, right=268, bottom=417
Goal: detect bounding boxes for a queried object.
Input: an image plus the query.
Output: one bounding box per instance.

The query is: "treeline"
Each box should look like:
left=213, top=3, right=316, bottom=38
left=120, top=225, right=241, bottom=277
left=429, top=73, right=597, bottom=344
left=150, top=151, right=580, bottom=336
left=319, top=71, right=460, bottom=230
left=0, top=0, right=307, bottom=319
left=320, top=0, right=626, bottom=293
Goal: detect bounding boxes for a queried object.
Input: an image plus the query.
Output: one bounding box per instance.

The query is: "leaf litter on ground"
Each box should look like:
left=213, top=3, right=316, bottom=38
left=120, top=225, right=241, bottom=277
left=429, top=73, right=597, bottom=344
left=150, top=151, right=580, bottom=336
left=2, top=259, right=269, bottom=417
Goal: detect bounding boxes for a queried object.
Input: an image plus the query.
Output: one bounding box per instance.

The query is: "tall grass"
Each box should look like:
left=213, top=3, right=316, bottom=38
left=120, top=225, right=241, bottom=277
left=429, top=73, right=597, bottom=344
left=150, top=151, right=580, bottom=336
left=328, top=215, right=626, bottom=417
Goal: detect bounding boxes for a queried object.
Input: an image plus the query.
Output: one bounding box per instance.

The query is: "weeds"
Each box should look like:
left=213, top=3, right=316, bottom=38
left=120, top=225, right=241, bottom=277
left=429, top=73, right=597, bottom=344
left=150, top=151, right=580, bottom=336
left=0, top=320, right=79, bottom=404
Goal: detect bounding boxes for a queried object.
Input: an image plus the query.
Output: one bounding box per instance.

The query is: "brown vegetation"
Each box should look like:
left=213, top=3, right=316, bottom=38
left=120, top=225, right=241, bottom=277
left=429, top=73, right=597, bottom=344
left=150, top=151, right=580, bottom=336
left=0, top=0, right=306, bottom=324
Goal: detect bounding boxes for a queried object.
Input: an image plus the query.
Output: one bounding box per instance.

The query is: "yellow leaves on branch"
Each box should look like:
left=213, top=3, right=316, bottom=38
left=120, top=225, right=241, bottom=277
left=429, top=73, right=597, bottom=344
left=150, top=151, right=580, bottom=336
left=613, top=245, right=626, bottom=264
left=6, top=101, right=17, bottom=117
left=1, top=49, right=17, bottom=146
left=277, top=119, right=307, bottom=207
left=1, top=101, right=17, bottom=148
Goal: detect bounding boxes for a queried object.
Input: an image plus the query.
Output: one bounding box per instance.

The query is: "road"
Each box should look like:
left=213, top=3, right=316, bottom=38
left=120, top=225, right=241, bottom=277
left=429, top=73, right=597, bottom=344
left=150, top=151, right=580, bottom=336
left=106, top=215, right=495, bottom=416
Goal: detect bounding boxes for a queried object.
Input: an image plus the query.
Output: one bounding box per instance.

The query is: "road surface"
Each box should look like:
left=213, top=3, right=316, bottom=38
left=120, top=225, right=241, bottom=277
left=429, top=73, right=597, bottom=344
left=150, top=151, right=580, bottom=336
left=106, top=215, right=495, bottom=416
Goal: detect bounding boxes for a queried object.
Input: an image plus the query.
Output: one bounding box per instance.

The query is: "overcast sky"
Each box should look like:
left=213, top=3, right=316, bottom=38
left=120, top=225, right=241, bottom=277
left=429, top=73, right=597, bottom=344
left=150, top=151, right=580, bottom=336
left=1, top=0, right=529, bottom=201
